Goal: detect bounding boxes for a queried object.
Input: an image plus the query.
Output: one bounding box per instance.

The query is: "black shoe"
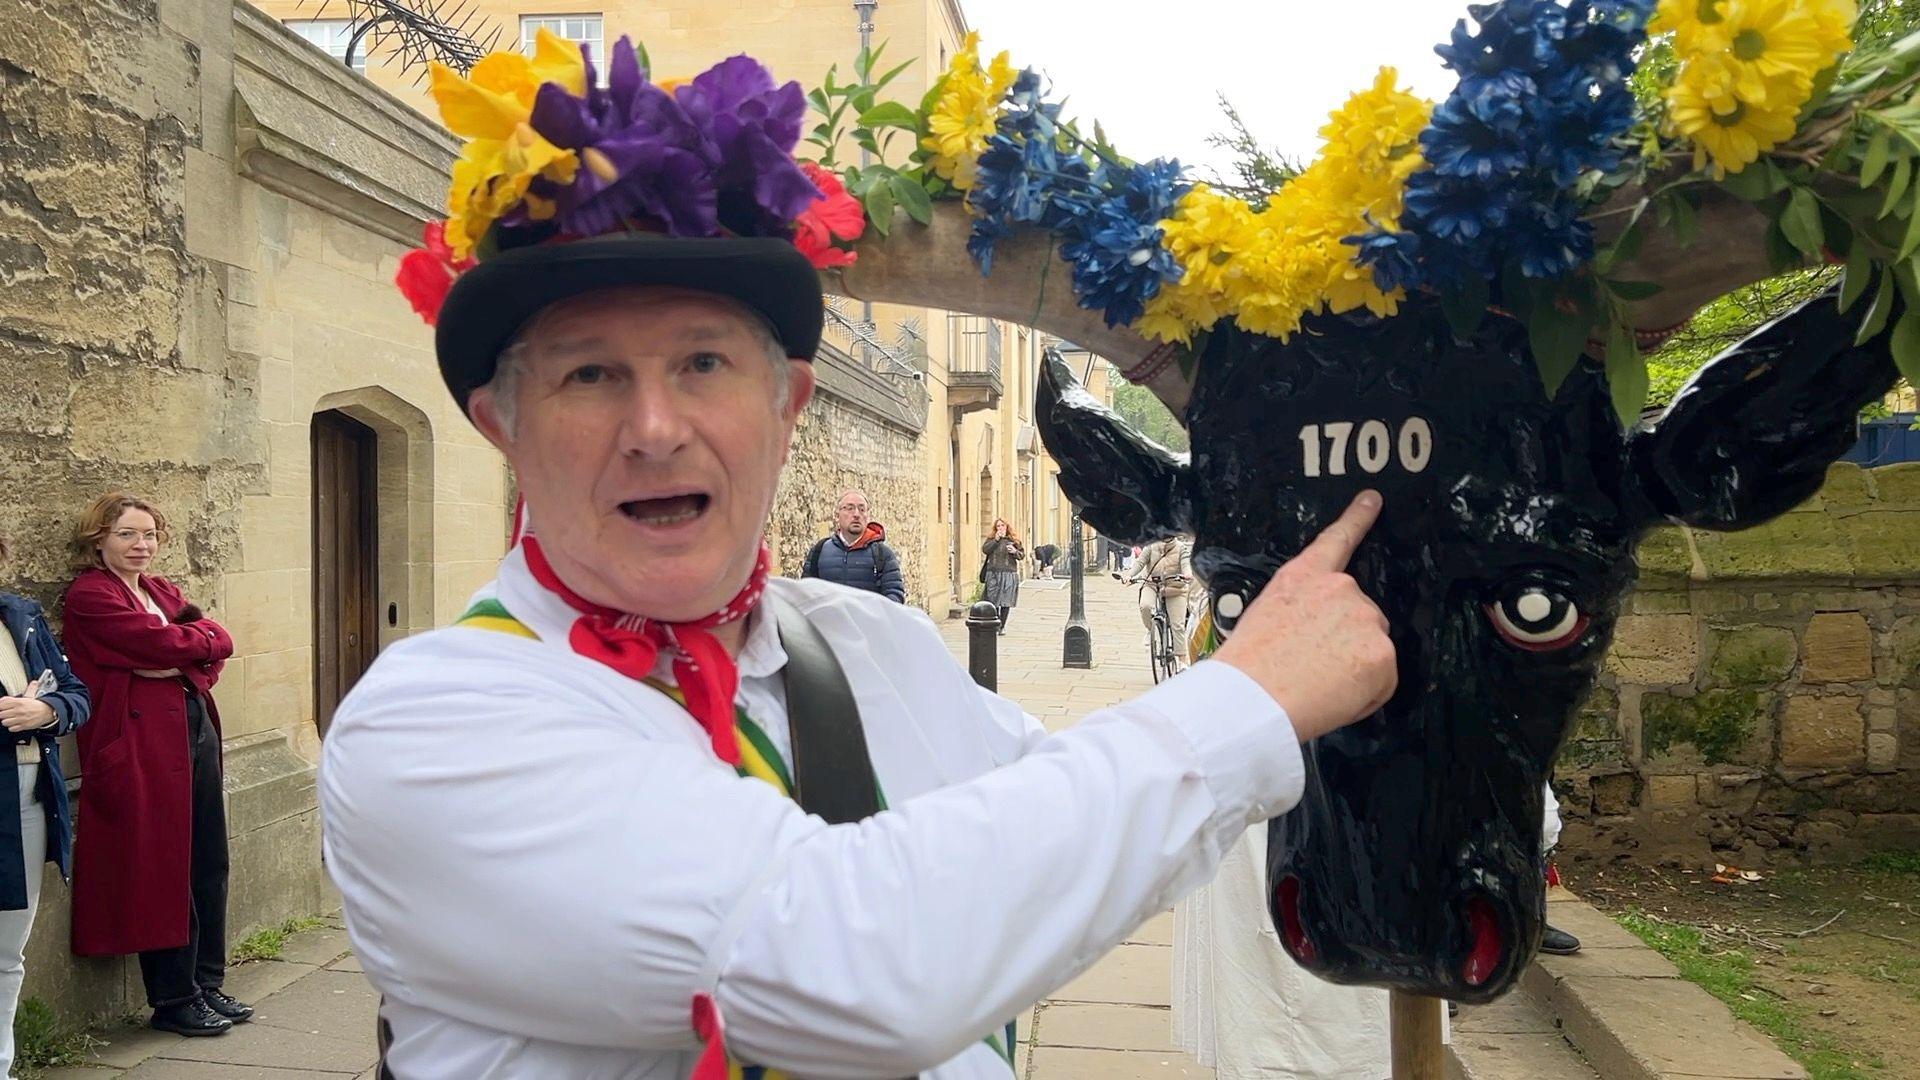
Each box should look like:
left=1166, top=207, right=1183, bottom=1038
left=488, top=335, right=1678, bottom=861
left=149, top=998, right=233, bottom=1037
left=201, top=988, right=254, bottom=1023
left=1540, top=925, right=1582, bottom=955
left=1447, top=1001, right=1459, bottom=1018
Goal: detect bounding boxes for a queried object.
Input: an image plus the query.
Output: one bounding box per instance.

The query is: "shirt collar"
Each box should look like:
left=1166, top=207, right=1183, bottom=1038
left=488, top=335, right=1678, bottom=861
left=491, top=546, right=789, bottom=683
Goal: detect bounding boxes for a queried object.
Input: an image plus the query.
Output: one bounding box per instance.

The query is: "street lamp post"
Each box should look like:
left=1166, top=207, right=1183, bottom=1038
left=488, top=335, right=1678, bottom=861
left=1058, top=341, right=1098, bottom=669
left=852, top=1, right=878, bottom=360
left=1063, top=510, right=1092, bottom=668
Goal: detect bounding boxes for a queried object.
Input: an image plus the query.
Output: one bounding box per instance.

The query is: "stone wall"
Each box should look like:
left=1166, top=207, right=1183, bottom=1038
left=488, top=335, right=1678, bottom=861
left=0, top=0, right=505, bottom=1021
left=771, top=345, right=930, bottom=605
left=1557, top=462, right=1920, bottom=868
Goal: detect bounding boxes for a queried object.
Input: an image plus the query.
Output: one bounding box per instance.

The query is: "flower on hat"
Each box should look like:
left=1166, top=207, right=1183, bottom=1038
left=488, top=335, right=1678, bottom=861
left=430, top=28, right=588, bottom=260
left=394, top=220, right=475, bottom=325
left=792, top=162, right=865, bottom=268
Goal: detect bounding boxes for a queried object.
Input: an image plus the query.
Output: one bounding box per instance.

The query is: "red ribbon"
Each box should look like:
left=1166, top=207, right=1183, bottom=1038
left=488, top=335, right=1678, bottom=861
left=520, top=535, right=769, bottom=767
left=690, top=992, right=730, bottom=1080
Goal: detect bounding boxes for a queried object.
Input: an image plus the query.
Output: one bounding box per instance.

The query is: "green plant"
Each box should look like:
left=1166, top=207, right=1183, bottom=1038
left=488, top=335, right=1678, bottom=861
left=1863, top=850, right=1920, bottom=876
left=804, top=45, right=933, bottom=236
left=231, top=914, right=328, bottom=964
left=1618, top=910, right=1885, bottom=1080
left=12, top=998, right=99, bottom=1073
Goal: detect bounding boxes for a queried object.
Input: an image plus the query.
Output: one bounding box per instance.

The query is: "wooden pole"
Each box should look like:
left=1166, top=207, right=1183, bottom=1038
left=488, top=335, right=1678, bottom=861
left=1390, top=991, right=1445, bottom=1080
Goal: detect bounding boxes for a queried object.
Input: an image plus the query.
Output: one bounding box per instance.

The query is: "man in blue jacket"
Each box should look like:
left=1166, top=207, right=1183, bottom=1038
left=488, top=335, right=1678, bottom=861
left=801, top=490, right=906, bottom=603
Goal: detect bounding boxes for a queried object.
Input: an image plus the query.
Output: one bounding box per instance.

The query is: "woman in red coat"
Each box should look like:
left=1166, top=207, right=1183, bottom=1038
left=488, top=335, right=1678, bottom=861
left=62, top=492, right=251, bottom=1037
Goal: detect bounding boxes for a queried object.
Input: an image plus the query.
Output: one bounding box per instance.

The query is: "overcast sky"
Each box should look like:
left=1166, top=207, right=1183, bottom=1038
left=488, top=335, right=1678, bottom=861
left=955, top=0, right=1465, bottom=180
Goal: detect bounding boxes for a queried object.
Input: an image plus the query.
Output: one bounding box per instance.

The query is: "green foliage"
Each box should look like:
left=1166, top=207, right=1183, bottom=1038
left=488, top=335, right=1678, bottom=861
left=1617, top=910, right=1885, bottom=1080
left=231, top=915, right=328, bottom=964
left=1108, top=368, right=1190, bottom=453
left=1645, top=269, right=1841, bottom=406
left=1863, top=850, right=1920, bottom=875
left=13, top=998, right=99, bottom=1073
left=1640, top=689, right=1761, bottom=765
left=804, top=44, right=933, bottom=236
left=1203, top=94, right=1301, bottom=210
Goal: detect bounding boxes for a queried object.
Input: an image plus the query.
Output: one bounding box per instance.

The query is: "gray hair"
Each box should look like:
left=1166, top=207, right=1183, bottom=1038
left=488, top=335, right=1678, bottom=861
left=481, top=301, right=795, bottom=440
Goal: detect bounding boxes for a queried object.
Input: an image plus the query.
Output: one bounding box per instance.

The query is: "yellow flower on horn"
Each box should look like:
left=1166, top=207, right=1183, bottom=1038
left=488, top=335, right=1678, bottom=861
left=1655, top=0, right=1853, bottom=177
left=431, top=28, right=589, bottom=260
left=1141, top=69, right=1428, bottom=344
left=923, top=32, right=1018, bottom=191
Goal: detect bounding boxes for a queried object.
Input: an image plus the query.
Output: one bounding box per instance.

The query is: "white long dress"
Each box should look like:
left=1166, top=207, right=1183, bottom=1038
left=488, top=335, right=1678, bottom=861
left=1172, top=787, right=1563, bottom=1079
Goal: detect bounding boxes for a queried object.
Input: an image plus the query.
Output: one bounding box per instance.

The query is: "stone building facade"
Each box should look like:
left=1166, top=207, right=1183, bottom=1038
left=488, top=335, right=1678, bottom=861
left=251, top=0, right=1092, bottom=616
left=1557, top=462, right=1920, bottom=867
left=0, top=0, right=1047, bottom=1021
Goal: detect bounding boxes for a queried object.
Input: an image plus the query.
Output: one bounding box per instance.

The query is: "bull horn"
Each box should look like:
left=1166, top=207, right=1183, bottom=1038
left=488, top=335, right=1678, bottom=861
left=823, top=180, right=1787, bottom=428
left=823, top=202, right=1200, bottom=420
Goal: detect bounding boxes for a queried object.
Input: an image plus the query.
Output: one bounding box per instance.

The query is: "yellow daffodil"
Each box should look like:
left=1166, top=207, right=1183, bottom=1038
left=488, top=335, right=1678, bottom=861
left=923, top=32, right=1018, bottom=190
left=430, top=28, right=589, bottom=259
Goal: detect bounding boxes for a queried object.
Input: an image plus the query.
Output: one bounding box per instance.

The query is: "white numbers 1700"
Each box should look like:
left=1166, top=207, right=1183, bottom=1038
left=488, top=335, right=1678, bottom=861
left=1297, top=418, right=1433, bottom=478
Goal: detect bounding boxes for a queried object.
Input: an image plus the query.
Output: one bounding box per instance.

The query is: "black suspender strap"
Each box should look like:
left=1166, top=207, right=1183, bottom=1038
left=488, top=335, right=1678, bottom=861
left=767, top=592, right=886, bottom=825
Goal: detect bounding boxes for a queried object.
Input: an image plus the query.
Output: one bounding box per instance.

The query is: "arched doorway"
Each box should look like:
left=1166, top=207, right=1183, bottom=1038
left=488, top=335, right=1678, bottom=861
left=311, top=410, right=378, bottom=736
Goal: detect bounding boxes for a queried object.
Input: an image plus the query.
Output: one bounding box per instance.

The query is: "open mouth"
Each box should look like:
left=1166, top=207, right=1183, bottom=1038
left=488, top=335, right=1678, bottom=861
left=619, top=493, right=710, bottom=527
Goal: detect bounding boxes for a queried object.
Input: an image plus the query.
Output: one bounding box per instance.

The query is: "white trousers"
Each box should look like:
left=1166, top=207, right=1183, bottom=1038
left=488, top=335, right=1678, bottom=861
left=0, top=764, right=45, bottom=1080
left=1138, top=591, right=1190, bottom=649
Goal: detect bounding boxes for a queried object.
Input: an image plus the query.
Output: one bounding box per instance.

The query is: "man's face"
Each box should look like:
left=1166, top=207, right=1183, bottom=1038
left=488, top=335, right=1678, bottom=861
left=472, top=286, right=816, bottom=621
left=834, top=493, right=868, bottom=536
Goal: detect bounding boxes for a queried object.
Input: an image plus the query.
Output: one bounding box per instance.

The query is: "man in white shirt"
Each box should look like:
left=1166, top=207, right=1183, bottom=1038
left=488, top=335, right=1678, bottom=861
left=321, top=226, right=1397, bottom=1079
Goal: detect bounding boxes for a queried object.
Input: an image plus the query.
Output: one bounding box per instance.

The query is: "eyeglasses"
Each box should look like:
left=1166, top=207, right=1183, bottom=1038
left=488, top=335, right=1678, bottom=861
left=110, top=530, right=161, bottom=544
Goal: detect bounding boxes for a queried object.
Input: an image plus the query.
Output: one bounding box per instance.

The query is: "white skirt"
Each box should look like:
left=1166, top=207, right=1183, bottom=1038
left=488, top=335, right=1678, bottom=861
left=1172, top=821, right=1431, bottom=1080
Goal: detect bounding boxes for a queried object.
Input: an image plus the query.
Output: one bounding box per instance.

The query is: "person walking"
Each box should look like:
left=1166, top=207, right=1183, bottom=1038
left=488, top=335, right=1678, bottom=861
left=800, top=490, right=906, bottom=602
left=980, top=520, right=1025, bottom=634
left=62, top=492, right=249, bottom=1038
left=0, top=532, right=90, bottom=1077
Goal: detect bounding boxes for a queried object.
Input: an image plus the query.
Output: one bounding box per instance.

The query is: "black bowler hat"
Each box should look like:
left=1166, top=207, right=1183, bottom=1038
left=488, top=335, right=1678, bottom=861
left=434, top=232, right=825, bottom=415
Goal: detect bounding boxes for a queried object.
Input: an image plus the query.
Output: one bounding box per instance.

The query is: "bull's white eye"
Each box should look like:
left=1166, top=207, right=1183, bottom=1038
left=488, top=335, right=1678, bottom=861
left=1213, top=591, right=1246, bottom=639
left=1487, top=586, right=1587, bottom=651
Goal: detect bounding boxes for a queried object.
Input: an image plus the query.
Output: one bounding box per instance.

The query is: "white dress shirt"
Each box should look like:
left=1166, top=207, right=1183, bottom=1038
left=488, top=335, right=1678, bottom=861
left=320, top=546, right=1305, bottom=1079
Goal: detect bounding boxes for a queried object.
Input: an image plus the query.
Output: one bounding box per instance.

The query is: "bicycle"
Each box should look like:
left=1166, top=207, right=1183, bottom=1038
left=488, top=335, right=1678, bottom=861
left=1140, top=575, right=1190, bottom=685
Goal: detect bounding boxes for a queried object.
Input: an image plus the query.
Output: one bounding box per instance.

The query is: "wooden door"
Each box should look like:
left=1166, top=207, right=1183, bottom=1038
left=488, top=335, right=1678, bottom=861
left=312, top=411, right=378, bottom=737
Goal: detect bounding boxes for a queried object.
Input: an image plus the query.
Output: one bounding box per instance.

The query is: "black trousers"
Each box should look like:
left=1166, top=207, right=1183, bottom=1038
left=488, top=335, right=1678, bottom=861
left=137, top=691, right=229, bottom=1008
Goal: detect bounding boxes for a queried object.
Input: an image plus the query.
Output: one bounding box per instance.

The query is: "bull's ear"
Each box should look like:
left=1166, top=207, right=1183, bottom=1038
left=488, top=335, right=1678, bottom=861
left=1037, top=349, right=1193, bottom=543
left=1628, top=285, right=1901, bottom=530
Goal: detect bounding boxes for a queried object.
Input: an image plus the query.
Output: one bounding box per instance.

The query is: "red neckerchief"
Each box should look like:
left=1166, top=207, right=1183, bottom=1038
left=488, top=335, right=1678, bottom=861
left=520, top=535, right=769, bottom=767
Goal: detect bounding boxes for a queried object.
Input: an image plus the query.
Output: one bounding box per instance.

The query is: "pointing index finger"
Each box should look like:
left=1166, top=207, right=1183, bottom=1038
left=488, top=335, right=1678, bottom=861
left=1296, top=491, right=1383, bottom=572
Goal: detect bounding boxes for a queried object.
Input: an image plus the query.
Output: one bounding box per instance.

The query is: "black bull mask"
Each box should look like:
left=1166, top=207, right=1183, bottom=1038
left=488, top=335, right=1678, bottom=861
left=1037, top=287, right=1900, bottom=1001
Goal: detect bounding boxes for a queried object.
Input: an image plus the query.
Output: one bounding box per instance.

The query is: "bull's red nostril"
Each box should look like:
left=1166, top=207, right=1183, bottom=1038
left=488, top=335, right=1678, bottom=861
left=1275, top=876, right=1317, bottom=963
left=1461, top=897, right=1504, bottom=987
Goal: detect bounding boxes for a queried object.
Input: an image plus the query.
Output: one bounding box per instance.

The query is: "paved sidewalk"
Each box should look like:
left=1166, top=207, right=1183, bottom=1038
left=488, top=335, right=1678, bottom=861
left=940, top=574, right=1212, bottom=1080
left=51, top=572, right=1198, bottom=1079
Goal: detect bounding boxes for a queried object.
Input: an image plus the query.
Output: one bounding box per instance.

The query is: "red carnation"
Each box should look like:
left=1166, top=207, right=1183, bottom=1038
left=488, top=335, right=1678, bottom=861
left=793, top=162, right=865, bottom=270
left=395, top=220, right=476, bottom=326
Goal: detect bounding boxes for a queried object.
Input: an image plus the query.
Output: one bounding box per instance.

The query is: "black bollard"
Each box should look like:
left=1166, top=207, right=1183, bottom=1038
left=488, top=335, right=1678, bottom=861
left=966, top=600, right=1001, bottom=692
left=1063, top=512, right=1092, bottom=669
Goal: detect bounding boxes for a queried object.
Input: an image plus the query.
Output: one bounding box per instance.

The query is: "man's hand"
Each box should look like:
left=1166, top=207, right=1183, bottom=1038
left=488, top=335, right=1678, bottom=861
left=1211, top=491, right=1397, bottom=743
left=0, top=697, right=56, bottom=733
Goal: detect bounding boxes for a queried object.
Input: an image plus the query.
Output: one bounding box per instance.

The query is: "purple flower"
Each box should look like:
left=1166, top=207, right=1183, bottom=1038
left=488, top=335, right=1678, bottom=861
left=519, top=38, right=723, bottom=237
left=674, top=56, right=819, bottom=236
left=518, top=39, right=820, bottom=242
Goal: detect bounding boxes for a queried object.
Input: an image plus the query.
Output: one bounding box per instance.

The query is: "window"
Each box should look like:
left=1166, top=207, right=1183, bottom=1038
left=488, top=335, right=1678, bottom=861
left=522, top=13, right=605, bottom=66
left=288, top=19, right=367, bottom=73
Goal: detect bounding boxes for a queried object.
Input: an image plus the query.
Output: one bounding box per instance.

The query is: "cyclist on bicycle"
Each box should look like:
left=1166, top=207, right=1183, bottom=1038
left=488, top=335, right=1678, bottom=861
left=1125, top=536, right=1196, bottom=671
